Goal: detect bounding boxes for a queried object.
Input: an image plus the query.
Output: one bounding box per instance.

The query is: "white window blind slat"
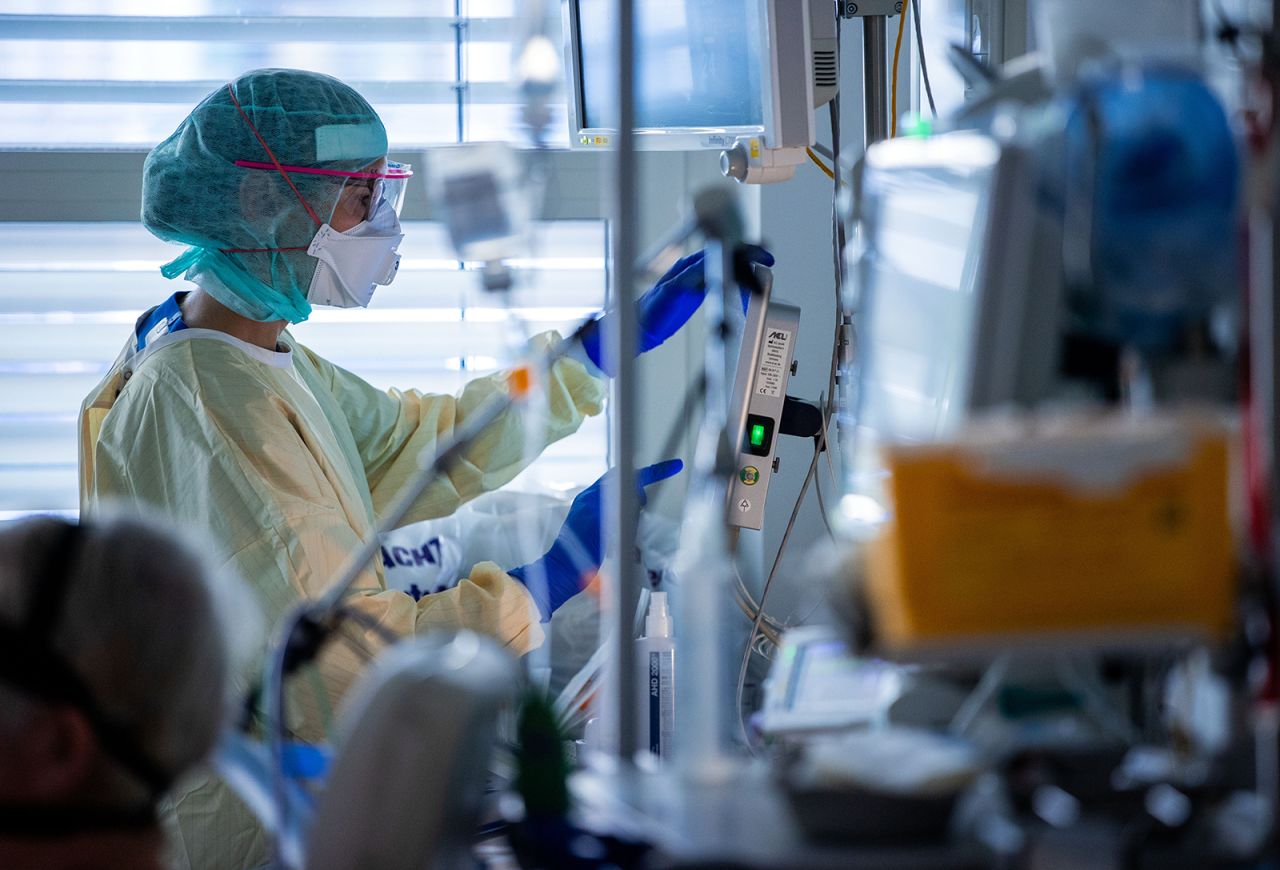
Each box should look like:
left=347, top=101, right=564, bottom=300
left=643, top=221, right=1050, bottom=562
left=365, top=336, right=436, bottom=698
left=0, top=7, right=566, bottom=148
left=2, top=3, right=527, bottom=17
left=0, top=16, right=470, bottom=41
left=0, top=81, right=524, bottom=103
left=0, top=270, right=605, bottom=316
left=3, top=3, right=458, bottom=16
left=0, top=222, right=606, bottom=270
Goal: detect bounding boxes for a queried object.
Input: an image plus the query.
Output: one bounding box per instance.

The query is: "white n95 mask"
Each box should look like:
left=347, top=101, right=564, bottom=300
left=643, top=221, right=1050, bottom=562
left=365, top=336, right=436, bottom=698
left=306, top=196, right=405, bottom=308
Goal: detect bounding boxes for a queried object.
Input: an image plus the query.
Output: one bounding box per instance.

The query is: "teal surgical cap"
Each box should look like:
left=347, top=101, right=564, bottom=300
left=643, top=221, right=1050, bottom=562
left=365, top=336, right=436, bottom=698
left=142, top=69, right=390, bottom=323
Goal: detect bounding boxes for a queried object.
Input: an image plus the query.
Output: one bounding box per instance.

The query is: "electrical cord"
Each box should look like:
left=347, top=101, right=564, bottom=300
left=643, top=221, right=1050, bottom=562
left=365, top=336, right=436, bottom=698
left=824, top=93, right=848, bottom=516
left=736, top=437, right=826, bottom=749
left=911, top=0, right=937, bottom=119
left=807, top=147, right=836, bottom=180
left=809, top=386, right=839, bottom=542
left=891, top=0, right=909, bottom=137
left=734, top=580, right=785, bottom=642
left=817, top=413, right=843, bottom=538
left=830, top=95, right=847, bottom=311
left=813, top=459, right=838, bottom=539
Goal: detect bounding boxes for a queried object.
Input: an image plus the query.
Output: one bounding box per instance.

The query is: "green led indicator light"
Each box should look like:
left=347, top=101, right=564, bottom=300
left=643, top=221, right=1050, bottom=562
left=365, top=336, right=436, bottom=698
left=901, top=115, right=933, bottom=138
left=750, top=424, right=766, bottom=447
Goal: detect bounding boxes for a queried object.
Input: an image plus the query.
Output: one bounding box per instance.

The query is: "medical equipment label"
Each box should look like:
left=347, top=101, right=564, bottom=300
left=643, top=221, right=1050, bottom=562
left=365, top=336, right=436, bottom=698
left=756, top=328, right=792, bottom=399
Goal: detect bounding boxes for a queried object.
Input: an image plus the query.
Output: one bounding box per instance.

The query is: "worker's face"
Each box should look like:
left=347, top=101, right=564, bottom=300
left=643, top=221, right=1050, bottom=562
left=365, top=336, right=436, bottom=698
left=329, top=157, right=388, bottom=233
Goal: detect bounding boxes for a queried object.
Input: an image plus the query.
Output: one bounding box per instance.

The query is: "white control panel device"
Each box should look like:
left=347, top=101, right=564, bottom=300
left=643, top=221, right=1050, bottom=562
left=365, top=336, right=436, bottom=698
left=727, top=267, right=800, bottom=531
left=760, top=625, right=903, bottom=736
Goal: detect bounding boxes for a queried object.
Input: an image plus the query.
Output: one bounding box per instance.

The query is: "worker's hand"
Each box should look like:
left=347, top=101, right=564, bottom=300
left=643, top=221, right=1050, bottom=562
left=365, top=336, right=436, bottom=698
left=582, top=246, right=774, bottom=374
left=508, top=459, right=683, bottom=620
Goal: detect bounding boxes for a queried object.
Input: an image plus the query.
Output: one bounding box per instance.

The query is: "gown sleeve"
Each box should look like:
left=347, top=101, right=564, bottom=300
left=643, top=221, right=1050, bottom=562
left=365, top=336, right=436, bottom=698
left=294, top=330, right=607, bottom=527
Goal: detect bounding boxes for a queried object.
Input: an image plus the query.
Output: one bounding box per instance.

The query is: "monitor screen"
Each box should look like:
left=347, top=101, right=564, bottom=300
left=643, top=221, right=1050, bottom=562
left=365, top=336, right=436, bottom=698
left=575, top=0, right=765, bottom=133
left=853, top=141, right=999, bottom=446
left=842, top=134, right=1046, bottom=526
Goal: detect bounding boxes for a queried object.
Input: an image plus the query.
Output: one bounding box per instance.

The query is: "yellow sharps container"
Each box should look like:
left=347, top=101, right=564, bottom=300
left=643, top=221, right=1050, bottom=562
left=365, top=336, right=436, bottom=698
left=864, top=414, right=1236, bottom=652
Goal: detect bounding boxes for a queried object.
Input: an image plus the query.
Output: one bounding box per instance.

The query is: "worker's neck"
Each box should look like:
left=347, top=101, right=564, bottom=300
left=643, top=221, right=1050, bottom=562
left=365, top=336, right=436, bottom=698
left=180, top=288, right=288, bottom=351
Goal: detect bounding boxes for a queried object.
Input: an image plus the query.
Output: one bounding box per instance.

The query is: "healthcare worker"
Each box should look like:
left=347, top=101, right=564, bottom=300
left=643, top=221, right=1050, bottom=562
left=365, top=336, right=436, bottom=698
left=77, top=69, right=767, bottom=868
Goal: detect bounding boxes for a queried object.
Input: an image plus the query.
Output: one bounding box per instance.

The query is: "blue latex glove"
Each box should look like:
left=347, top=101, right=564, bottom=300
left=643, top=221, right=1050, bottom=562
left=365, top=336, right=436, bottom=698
left=509, top=459, right=684, bottom=620
left=583, top=246, right=775, bottom=374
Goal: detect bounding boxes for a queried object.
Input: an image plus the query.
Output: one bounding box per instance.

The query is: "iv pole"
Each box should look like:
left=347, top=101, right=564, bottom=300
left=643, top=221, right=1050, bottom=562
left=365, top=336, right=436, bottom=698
left=862, top=13, right=889, bottom=145
left=607, top=0, right=643, bottom=761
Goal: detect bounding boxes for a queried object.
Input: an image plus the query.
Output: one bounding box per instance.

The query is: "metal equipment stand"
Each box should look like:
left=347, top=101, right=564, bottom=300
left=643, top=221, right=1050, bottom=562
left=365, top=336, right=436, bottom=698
left=862, top=14, right=889, bottom=145
left=841, top=0, right=898, bottom=146
left=606, top=0, right=642, bottom=763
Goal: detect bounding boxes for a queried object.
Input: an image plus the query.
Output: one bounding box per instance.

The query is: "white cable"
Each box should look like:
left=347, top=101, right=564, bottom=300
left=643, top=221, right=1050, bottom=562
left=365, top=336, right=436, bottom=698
left=949, top=654, right=1012, bottom=737
left=736, top=440, right=825, bottom=750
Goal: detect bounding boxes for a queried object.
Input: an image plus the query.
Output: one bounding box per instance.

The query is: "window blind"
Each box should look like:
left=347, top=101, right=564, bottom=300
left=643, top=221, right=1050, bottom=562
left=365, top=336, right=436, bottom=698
left=0, top=2, right=607, bottom=519
left=0, top=1, right=569, bottom=148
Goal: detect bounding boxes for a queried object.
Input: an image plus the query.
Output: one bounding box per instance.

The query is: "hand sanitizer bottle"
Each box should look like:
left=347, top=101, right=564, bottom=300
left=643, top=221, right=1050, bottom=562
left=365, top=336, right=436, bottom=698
left=637, top=591, right=676, bottom=760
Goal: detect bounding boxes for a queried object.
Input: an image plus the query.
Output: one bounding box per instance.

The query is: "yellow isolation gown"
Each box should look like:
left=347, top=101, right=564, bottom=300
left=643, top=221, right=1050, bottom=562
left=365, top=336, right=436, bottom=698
left=79, top=324, right=605, bottom=868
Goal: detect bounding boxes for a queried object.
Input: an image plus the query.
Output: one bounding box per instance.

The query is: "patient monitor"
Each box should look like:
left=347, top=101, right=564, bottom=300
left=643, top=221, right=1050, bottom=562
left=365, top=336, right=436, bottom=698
left=852, top=131, right=1052, bottom=447
left=564, top=0, right=839, bottom=181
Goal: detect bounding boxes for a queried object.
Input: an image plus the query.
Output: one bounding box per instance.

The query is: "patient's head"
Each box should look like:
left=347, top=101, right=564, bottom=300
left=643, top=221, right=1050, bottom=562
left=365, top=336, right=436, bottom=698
left=0, top=515, right=242, bottom=815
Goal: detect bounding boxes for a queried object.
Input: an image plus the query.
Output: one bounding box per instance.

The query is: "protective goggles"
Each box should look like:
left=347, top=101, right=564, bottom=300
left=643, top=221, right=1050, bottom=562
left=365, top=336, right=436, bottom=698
left=234, top=159, right=413, bottom=220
